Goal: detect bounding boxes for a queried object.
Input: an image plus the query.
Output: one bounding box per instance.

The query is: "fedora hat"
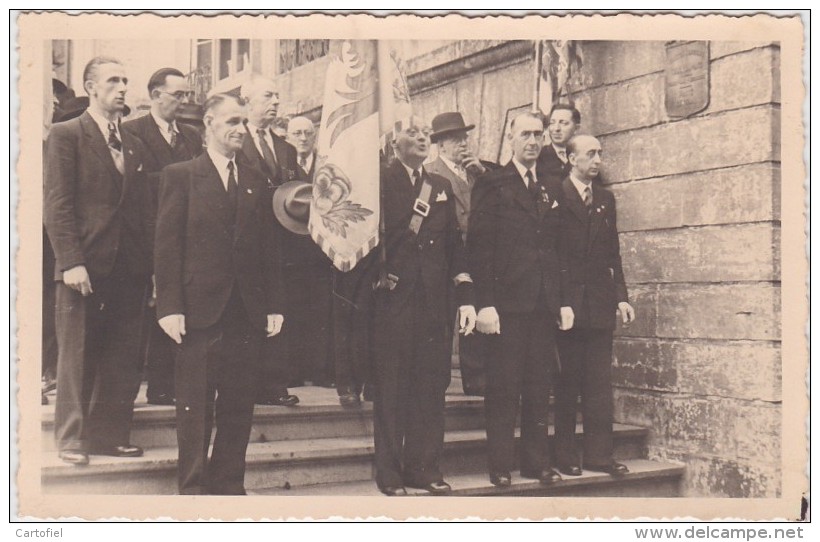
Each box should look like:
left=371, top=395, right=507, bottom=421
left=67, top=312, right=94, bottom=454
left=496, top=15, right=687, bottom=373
left=272, top=181, right=312, bottom=235
left=430, top=112, right=475, bottom=143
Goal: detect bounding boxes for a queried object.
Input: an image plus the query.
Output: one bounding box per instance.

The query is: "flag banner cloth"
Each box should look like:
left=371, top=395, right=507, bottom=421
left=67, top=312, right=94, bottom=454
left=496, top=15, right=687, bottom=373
left=310, top=40, right=411, bottom=272
left=534, top=40, right=583, bottom=115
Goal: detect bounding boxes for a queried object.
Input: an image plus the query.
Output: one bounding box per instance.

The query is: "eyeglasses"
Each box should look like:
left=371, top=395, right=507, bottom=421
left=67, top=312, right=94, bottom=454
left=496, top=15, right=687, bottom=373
left=160, top=90, right=194, bottom=101
left=404, top=127, right=432, bottom=138
left=289, top=130, right=315, bottom=138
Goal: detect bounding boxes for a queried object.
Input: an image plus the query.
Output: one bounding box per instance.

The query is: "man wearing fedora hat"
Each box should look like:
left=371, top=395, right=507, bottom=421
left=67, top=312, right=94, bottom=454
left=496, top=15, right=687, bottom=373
left=122, top=67, right=203, bottom=407
left=426, top=112, right=498, bottom=398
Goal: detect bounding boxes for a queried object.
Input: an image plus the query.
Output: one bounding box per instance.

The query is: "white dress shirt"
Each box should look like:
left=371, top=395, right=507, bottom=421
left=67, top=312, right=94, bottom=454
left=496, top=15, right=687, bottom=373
left=207, top=147, right=238, bottom=191
left=86, top=107, right=121, bottom=143
left=246, top=122, right=278, bottom=162
left=151, top=110, right=179, bottom=146
left=511, top=157, right=537, bottom=188
left=569, top=173, right=593, bottom=202
left=439, top=154, right=468, bottom=182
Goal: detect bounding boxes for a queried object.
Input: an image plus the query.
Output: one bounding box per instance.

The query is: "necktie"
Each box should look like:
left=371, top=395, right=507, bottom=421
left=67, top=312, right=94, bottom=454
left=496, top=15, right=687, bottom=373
left=107, top=122, right=122, bottom=152
left=169, top=124, right=178, bottom=149
left=526, top=170, right=539, bottom=200
left=557, top=149, right=567, bottom=163
left=299, top=155, right=307, bottom=171
left=455, top=163, right=467, bottom=181
left=412, top=169, right=421, bottom=186
left=257, top=129, right=278, bottom=177
left=583, top=185, right=593, bottom=208
left=227, top=161, right=238, bottom=204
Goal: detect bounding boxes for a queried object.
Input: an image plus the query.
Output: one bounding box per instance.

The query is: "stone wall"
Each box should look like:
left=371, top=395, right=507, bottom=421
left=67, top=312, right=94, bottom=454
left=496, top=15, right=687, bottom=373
left=273, top=40, right=782, bottom=497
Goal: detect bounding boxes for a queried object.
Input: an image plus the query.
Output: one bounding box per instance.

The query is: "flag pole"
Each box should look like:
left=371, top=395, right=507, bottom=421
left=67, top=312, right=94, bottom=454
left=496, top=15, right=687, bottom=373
left=373, top=40, right=394, bottom=291
left=532, top=40, right=543, bottom=114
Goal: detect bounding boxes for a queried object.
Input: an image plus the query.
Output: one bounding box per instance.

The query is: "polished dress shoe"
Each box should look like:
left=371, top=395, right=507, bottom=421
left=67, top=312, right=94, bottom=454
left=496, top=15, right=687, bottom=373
left=520, top=468, right=563, bottom=485
left=558, top=464, right=583, bottom=476
left=90, top=444, right=144, bottom=457
left=147, top=393, right=175, bottom=406
left=58, top=450, right=89, bottom=466
left=338, top=392, right=361, bottom=408
left=406, top=480, right=451, bottom=495
left=257, top=394, right=300, bottom=407
left=490, top=472, right=512, bottom=487
left=380, top=486, right=407, bottom=496
left=587, top=462, right=629, bottom=477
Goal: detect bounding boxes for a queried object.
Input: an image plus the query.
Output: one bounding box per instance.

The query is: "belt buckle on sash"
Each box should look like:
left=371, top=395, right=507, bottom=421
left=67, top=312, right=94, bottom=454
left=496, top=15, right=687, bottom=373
left=412, top=198, right=430, bottom=217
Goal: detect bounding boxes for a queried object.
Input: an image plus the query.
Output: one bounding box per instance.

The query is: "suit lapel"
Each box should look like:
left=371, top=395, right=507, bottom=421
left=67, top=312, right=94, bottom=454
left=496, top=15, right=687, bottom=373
left=241, top=128, right=266, bottom=176
left=562, top=176, right=589, bottom=225
left=142, top=114, right=175, bottom=164
left=193, top=154, right=233, bottom=230
left=588, top=183, right=606, bottom=246
left=432, top=157, right=471, bottom=212
left=503, top=163, right=538, bottom=219
left=80, top=112, right=122, bottom=184
left=233, top=162, right=258, bottom=243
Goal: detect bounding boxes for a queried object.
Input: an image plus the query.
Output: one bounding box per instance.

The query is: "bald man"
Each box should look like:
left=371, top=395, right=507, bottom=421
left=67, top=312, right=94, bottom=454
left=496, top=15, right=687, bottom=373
left=287, top=116, right=318, bottom=182
left=280, top=115, right=335, bottom=388
left=554, top=134, right=635, bottom=479
left=239, top=76, right=300, bottom=406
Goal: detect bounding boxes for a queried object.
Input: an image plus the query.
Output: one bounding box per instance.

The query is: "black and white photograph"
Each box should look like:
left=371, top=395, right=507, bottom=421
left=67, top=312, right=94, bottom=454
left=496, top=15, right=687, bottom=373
left=12, top=10, right=807, bottom=523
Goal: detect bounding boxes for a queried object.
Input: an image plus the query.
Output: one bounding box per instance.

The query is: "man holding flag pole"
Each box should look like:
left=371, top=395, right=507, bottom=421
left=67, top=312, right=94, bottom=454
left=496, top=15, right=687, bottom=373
left=312, top=40, right=476, bottom=495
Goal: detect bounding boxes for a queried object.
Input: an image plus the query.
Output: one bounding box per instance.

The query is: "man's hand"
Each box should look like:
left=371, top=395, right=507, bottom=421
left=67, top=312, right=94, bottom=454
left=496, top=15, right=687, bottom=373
left=476, top=306, right=501, bottom=335
left=461, top=152, right=486, bottom=175
left=458, top=305, right=477, bottom=336
left=266, top=314, right=284, bottom=337
left=558, top=306, right=575, bottom=331
left=618, top=302, right=636, bottom=325
left=158, top=314, right=186, bottom=344
left=63, top=265, right=93, bottom=296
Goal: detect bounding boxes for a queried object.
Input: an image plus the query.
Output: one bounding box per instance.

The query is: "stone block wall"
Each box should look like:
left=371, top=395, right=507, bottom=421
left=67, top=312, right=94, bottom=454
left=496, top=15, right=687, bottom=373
left=274, top=39, right=782, bottom=497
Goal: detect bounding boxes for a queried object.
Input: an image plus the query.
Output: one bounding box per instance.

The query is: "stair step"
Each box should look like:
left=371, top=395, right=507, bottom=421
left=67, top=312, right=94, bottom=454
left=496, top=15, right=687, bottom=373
left=251, top=459, right=684, bottom=497
left=41, top=424, right=647, bottom=495
left=41, top=386, right=579, bottom=452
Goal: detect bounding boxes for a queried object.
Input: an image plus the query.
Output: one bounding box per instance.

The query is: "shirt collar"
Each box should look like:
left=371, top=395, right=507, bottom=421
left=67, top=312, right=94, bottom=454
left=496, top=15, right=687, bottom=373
left=400, top=161, right=423, bottom=183
left=299, top=152, right=315, bottom=170
left=511, top=157, right=536, bottom=183
left=207, top=147, right=237, bottom=187
left=552, top=144, right=568, bottom=162
left=150, top=110, right=177, bottom=136
left=569, top=172, right=592, bottom=199
left=86, top=107, right=119, bottom=140
left=247, top=122, right=267, bottom=139
left=439, top=154, right=466, bottom=180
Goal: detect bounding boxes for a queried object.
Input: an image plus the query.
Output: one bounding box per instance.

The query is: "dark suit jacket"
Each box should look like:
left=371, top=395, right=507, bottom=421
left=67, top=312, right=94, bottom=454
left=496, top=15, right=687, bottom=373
left=536, top=144, right=570, bottom=192
left=468, top=161, right=562, bottom=316
left=122, top=113, right=202, bottom=241
left=44, top=111, right=152, bottom=280
left=423, top=156, right=491, bottom=238
left=373, top=160, right=472, bottom=321
left=154, top=152, right=281, bottom=331
left=240, top=124, right=299, bottom=187
left=556, top=176, right=628, bottom=330
left=295, top=151, right=317, bottom=182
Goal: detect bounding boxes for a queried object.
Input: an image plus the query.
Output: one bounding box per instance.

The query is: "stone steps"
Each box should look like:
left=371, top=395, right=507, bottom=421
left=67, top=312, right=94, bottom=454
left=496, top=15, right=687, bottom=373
left=41, top=424, right=649, bottom=495
left=251, top=459, right=685, bottom=497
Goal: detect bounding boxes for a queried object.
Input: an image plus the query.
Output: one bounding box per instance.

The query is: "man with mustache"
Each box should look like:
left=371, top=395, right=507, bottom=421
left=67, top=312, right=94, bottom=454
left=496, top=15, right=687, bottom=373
left=553, top=134, right=635, bottom=479
left=154, top=93, right=284, bottom=495
left=45, top=56, right=151, bottom=465
left=239, top=75, right=300, bottom=406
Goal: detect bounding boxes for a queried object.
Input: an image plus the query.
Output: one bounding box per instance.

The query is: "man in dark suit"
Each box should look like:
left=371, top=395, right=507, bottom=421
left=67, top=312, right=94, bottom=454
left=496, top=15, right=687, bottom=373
left=371, top=118, right=476, bottom=496
left=44, top=56, right=151, bottom=465
left=536, top=103, right=581, bottom=190
left=122, top=67, right=203, bottom=406
left=426, top=112, right=497, bottom=398
left=154, top=93, right=284, bottom=495
left=281, top=116, right=335, bottom=388
left=554, top=135, right=635, bottom=478
left=238, top=76, right=300, bottom=406
left=468, top=112, right=571, bottom=487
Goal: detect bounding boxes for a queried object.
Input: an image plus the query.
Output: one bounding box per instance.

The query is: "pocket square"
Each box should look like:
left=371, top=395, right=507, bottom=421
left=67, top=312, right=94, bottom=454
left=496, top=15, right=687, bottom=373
left=137, top=163, right=143, bottom=172
left=435, top=191, right=448, bottom=202
left=551, top=200, right=559, bottom=209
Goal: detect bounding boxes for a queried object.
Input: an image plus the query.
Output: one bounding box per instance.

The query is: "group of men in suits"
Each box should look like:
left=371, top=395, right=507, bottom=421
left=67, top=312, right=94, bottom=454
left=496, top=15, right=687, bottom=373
left=43, top=54, right=633, bottom=495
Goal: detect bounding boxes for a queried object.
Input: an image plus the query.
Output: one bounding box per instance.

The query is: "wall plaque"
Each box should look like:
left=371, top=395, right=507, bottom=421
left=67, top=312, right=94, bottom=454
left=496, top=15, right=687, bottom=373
left=665, top=41, right=710, bottom=118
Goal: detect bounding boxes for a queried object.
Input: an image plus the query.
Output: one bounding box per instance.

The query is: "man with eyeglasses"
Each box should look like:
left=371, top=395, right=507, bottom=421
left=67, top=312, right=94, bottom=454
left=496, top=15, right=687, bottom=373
left=123, top=67, right=203, bottom=407
left=468, top=112, right=568, bottom=488
left=370, top=118, right=476, bottom=496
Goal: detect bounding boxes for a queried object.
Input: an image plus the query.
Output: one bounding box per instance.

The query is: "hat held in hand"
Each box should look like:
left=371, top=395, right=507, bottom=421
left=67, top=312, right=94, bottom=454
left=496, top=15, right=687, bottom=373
left=272, top=181, right=312, bottom=235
